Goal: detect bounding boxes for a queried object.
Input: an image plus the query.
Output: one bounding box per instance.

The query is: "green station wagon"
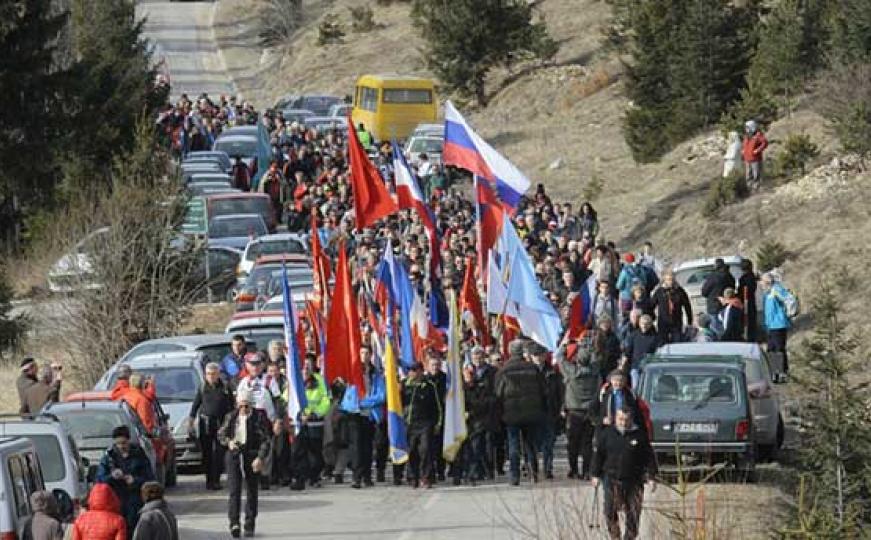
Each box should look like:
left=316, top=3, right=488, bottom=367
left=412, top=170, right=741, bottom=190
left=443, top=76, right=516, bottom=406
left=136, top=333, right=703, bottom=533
left=638, top=355, right=756, bottom=480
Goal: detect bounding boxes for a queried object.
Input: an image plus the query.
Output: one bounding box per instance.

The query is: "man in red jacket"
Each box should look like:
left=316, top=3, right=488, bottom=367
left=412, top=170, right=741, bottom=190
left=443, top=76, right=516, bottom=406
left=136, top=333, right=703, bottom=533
left=742, top=120, right=768, bottom=191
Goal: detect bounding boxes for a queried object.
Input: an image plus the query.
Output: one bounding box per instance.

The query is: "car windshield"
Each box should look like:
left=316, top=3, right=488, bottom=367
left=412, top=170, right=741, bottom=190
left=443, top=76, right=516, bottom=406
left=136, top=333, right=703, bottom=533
left=246, top=239, right=306, bottom=261
left=25, top=435, right=65, bottom=483
left=210, top=198, right=270, bottom=218
left=214, top=139, right=257, bottom=157
left=409, top=138, right=443, bottom=154
left=647, top=371, right=739, bottom=404
left=110, top=367, right=200, bottom=402
left=209, top=217, right=266, bottom=238
left=55, top=410, right=126, bottom=443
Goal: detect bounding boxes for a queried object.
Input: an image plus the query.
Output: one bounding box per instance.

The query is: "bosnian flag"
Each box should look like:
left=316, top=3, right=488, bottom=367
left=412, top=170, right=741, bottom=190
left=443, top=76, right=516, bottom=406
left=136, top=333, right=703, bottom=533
left=443, top=101, right=531, bottom=212
left=392, top=140, right=440, bottom=274
left=282, top=264, right=308, bottom=433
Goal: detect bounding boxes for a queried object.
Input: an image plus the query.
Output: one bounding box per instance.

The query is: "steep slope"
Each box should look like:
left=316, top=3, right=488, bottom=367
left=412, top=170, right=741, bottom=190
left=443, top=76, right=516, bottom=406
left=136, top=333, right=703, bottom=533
left=215, top=0, right=870, bottom=344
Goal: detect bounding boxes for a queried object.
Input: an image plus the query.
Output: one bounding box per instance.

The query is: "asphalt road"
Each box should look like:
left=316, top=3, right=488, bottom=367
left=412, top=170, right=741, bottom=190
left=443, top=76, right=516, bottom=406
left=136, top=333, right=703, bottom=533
left=137, top=1, right=236, bottom=100
left=167, top=470, right=638, bottom=540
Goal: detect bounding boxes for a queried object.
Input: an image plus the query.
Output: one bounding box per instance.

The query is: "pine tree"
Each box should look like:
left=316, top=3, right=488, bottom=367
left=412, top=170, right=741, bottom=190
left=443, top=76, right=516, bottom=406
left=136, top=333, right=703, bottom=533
left=826, top=0, right=871, bottom=61
left=0, top=0, right=69, bottom=247
left=0, top=264, right=28, bottom=357
left=748, top=0, right=828, bottom=116
left=411, top=0, right=557, bottom=106
left=666, top=0, right=753, bottom=144
left=65, top=0, right=157, bottom=193
left=785, top=272, right=871, bottom=535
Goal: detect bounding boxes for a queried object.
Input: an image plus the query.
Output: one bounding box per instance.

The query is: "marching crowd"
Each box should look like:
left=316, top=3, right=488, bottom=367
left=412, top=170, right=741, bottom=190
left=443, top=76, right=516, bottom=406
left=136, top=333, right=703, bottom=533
left=15, top=91, right=795, bottom=540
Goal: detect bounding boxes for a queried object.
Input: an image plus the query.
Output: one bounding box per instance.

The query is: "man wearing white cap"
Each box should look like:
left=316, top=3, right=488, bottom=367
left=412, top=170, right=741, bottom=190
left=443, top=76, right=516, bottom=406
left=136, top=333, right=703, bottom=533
left=219, top=390, right=271, bottom=538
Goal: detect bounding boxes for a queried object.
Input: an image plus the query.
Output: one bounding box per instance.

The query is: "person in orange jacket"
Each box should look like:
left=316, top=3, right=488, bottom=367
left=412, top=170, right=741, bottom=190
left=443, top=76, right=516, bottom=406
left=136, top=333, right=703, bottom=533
left=71, top=483, right=127, bottom=540
left=110, top=365, right=157, bottom=403
left=742, top=120, right=768, bottom=191
left=112, top=371, right=157, bottom=434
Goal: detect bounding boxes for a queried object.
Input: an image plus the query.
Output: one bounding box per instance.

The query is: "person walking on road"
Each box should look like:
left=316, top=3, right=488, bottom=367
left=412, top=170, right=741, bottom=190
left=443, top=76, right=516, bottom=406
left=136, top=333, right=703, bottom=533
left=131, top=482, right=178, bottom=540
left=495, top=340, right=547, bottom=486
left=701, top=258, right=736, bottom=323
left=401, top=362, right=442, bottom=489
left=651, top=270, right=693, bottom=344
left=23, top=490, right=64, bottom=540
left=557, top=335, right=600, bottom=480
left=528, top=341, right=563, bottom=480
left=591, top=408, right=657, bottom=540
left=188, top=362, right=234, bottom=490
left=218, top=390, right=272, bottom=538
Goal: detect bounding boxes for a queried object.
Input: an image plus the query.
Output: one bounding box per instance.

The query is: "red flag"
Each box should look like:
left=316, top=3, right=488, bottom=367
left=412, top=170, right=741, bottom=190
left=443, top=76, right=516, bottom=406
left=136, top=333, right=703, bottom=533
left=459, top=257, right=491, bottom=346
left=501, top=315, right=520, bottom=357
left=325, top=240, right=364, bottom=396
left=310, top=213, right=331, bottom=313
left=346, top=115, right=398, bottom=229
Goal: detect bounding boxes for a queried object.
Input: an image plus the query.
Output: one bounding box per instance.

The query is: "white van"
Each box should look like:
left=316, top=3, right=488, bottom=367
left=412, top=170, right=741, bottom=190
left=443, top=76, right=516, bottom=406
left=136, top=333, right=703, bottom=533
left=0, top=437, right=45, bottom=540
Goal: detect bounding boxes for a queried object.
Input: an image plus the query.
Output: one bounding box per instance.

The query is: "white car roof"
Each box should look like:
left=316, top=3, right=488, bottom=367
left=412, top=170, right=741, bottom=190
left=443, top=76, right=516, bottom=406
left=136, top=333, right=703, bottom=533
left=657, top=342, right=763, bottom=360
left=672, top=256, right=744, bottom=272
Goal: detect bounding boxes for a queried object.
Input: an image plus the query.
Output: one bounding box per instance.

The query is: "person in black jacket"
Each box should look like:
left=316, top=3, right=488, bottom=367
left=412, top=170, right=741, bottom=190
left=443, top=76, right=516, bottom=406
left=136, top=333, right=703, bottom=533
left=458, top=364, right=490, bottom=485
left=528, top=342, right=563, bottom=480
left=651, top=270, right=693, bottom=343
left=737, top=258, right=758, bottom=342
left=701, top=258, right=736, bottom=318
left=591, top=408, right=657, bottom=540
left=494, top=340, right=547, bottom=486
left=718, top=288, right=745, bottom=342
left=188, top=362, right=234, bottom=490
left=556, top=335, right=600, bottom=480
left=426, top=356, right=448, bottom=483
left=402, top=362, right=443, bottom=488
left=218, top=391, right=272, bottom=538
left=624, top=315, right=662, bottom=390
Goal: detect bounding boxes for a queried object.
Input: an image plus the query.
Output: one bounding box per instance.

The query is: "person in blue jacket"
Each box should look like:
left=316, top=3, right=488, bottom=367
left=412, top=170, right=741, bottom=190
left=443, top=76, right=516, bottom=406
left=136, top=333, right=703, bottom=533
left=96, top=426, right=155, bottom=537
left=339, top=351, right=386, bottom=489
left=761, top=272, right=792, bottom=373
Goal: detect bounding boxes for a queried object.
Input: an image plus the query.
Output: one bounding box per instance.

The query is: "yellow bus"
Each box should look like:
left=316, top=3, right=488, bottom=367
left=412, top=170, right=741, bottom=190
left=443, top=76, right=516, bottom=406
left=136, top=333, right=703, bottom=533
left=351, top=74, right=438, bottom=142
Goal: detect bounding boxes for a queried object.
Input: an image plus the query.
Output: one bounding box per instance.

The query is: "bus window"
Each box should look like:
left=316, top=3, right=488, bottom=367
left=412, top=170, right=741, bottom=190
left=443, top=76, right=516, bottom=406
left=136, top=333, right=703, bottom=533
left=360, top=87, right=378, bottom=112
left=382, top=89, right=433, bottom=104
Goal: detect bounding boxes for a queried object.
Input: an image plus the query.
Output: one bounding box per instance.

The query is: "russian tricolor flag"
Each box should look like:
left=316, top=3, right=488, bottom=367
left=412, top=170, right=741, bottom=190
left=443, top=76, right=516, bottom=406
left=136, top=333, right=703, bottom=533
left=281, top=264, right=308, bottom=434
left=568, top=274, right=598, bottom=340
left=443, top=101, right=531, bottom=212
left=392, top=140, right=440, bottom=275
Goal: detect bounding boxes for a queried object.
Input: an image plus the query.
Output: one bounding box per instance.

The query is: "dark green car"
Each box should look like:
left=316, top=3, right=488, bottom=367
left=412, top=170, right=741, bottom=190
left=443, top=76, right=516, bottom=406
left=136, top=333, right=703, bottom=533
left=638, top=355, right=756, bottom=480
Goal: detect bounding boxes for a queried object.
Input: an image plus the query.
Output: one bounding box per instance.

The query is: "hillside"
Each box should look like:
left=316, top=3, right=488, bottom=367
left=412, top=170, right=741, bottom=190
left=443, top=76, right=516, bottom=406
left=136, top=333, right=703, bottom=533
left=215, top=0, right=870, bottom=344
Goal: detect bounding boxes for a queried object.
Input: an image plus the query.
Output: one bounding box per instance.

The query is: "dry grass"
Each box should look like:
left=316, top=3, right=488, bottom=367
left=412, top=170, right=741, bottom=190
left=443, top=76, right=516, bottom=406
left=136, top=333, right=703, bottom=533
left=180, top=302, right=235, bottom=334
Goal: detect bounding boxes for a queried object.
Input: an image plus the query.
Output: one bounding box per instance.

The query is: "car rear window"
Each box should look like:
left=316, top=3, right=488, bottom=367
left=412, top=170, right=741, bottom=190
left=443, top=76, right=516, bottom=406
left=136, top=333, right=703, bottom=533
left=56, top=411, right=125, bottom=445
left=213, top=139, right=257, bottom=157
left=647, top=371, right=739, bottom=404
left=210, top=198, right=270, bottom=219
left=26, top=435, right=65, bottom=483
left=209, top=216, right=267, bottom=238
left=246, top=239, right=306, bottom=261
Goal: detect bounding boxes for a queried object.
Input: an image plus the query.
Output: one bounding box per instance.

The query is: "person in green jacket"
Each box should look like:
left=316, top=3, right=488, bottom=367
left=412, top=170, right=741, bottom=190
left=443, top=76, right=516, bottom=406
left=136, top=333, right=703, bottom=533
left=286, top=358, right=330, bottom=490
left=356, top=123, right=373, bottom=150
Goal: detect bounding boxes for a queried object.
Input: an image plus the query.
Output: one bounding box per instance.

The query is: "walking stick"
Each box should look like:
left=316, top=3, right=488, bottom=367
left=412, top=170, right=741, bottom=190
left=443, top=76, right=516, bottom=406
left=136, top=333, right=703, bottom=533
left=588, top=482, right=601, bottom=530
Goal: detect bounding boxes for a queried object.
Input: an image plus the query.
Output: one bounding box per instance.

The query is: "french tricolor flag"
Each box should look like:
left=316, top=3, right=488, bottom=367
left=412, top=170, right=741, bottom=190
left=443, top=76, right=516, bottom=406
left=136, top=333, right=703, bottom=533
left=443, top=101, right=531, bottom=212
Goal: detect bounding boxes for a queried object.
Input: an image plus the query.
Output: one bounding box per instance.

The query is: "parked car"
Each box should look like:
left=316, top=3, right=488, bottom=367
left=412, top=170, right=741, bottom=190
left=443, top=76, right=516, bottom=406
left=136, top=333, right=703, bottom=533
left=280, top=108, right=315, bottom=125
left=672, top=256, right=763, bottom=321
left=212, top=135, right=259, bottom=177
left=180, top=161, right=223, bottom=177
left=637, top=355, right=756, bottom=480
left=207, top=193, right=277, bottom=233
left=194, top=245, right=243, bottom=302
left=47, top=227, right=110, bottom=293
left=94, top=352, right=206, bottom=471
left=411, top=122, right=444, bottom=138
left=237, top=233, right=309, bottom=284
left=0, top=437, right=46, bottom=540
left=219, top=125, right=259, bottom=138
left=0, top=415, right=89, bottom=507
left=260, top=291, right=312, bottom=312
left=108, top=333, right=257, bottom=369
left=207, top=213, right=268, bottom=251
left=224, top=311, right=286, bottom=352
left=44, top=399, right=159, bottom=486
left=305, top=116, right=348, bottom=135
left=234, top=255, right=311, bottom=311
left=184, top=172, right=233, bottom=186
left=283, top=95, right=344, bottom=116
left=656, top=342, right=784, bottom=459
left=183, top=150, right=232, bottom=172
left=328, top=103, right=352, bottom=118
left=405, top=135, right=443, bottom=166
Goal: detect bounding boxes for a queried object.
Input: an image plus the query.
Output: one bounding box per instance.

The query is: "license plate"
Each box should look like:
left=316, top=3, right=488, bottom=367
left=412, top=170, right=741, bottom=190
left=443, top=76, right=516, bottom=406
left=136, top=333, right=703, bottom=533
left=675, top=422, right=717, bottom=434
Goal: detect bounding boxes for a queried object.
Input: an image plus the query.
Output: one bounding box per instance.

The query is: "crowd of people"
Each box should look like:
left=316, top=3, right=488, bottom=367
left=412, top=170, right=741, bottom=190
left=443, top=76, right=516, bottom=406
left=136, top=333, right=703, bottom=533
left=15, top=91, right=795, bottom=540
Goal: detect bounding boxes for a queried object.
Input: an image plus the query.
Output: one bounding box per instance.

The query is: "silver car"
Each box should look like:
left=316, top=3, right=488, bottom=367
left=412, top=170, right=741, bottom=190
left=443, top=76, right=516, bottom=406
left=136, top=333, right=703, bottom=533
left=95, top=351, right=207, bottom=469
left=656, top=341, right=784, bottom=459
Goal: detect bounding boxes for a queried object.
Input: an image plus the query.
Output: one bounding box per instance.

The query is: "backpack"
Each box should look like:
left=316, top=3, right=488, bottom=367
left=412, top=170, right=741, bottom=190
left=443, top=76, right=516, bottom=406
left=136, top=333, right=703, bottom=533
left=776, top=286, right=801, bottom=319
